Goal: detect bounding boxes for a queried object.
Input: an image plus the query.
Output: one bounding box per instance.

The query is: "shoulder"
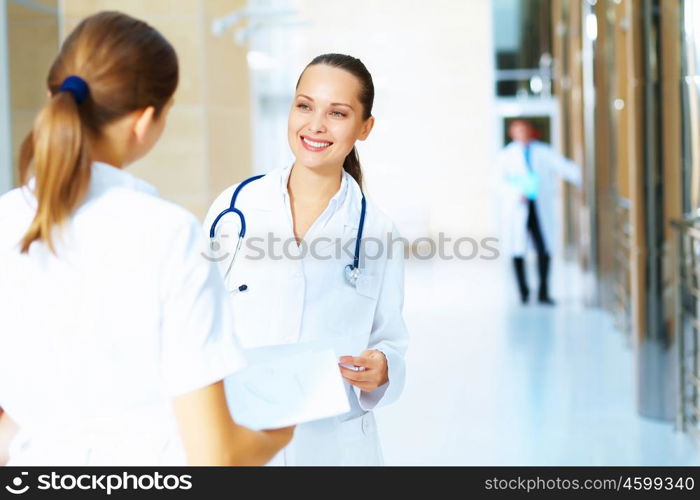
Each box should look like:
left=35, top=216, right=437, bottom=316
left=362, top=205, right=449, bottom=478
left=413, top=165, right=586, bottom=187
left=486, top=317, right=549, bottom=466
left=0, top=184, right=202, bottom=257
left=0, top=187, right=36, bottom=244
left=531, top=142, right=564, bottom=165
left=113, top=193, right=206, bottom=267
left=532, top=141, right=554, bottom=153
left=342, top=173, right=399, bottom=236
left=207, top=168, right=285, bottom=216
left=101, top=185, right=194, bottom=221
left=208, top=183, right=237, bottom=218
left=0, top=186, right=34, bottom=212
left=85, top=187, right=202, bottom=247
left=364, top=198, right=400, bottom=236
left=495, top=142, right=519, bottom=160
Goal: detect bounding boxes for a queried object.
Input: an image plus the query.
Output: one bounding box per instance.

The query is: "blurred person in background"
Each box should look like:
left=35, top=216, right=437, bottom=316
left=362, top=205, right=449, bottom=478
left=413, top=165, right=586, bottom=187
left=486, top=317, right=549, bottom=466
left=205, top=54, right=408, bottom=465
left=496, top=119, right=581, bottom=305
left=0, top=11, right=292, bottom=466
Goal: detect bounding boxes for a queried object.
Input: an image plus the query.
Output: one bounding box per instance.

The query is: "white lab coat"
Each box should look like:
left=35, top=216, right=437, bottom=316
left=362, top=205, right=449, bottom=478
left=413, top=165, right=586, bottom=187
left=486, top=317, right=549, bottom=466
left=495, top=141, right=581, bottom=256
left=204, top=166, right=409, bottom=466
left=0, top=162, right=245, bottom=465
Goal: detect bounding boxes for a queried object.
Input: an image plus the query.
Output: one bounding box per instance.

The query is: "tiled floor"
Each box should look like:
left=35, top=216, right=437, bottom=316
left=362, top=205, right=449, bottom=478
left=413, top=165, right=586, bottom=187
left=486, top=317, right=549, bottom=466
left=375, top=257, right=700, bottom=465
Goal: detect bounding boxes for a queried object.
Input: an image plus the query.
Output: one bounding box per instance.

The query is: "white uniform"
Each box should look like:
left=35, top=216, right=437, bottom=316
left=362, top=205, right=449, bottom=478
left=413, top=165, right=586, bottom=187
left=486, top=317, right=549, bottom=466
left=204, top=166, right=409, bottom=465
left=0, top=162, right=245, bottom=465
left=496, top=141, right=581, bottom=256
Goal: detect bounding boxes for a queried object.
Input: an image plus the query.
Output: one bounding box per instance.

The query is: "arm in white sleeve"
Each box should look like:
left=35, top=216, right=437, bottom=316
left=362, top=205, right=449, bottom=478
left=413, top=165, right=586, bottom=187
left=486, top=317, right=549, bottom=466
left=545, top=147, right=582, bottom=187
left=356, top=226, right=409, bottom=411
left=159, top=215, right=246, bottom=396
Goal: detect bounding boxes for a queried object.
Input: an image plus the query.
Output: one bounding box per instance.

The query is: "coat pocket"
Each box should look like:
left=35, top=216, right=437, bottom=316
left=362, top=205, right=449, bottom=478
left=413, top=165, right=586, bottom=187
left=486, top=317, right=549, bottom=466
left=336, top=412, right=383, bottom=465
left=355, top=273, right=380, bottom=300
left=324, top=273, right=380, bottom=339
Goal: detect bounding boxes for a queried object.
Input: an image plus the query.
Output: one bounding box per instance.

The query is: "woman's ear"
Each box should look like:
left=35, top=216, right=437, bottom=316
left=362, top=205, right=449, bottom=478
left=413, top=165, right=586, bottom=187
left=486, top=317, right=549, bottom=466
left=132, top=106, right=156, bottom=143
left=358, top=115, right=375, bottom=141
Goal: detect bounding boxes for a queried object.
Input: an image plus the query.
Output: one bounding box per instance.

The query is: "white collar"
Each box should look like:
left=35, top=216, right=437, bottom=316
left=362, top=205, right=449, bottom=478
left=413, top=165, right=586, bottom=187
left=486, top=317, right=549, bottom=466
left=23, top=162, right=159, bottom=206
left=88, top=162, right=159, bottom=198
left=279, top=164, right=350, bottom=214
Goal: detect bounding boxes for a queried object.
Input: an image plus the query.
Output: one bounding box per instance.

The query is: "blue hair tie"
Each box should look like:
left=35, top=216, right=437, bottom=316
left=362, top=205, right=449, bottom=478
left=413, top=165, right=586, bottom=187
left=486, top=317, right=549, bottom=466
left=59, top=75, right=89, bottom=105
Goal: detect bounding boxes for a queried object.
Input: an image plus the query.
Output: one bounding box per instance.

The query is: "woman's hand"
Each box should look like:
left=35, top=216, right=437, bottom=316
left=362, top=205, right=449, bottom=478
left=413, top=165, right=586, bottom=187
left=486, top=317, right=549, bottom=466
left=338, top=349, right=388, bottom=392
left=0, top=409, right=19, bottom=466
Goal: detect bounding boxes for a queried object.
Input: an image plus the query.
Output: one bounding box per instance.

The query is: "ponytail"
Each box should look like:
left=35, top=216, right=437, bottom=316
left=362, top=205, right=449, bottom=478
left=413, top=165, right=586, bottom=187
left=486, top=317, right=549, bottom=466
left=15, top=11, right=178, bottom=254
left=343, top=147, right=363, bottom=188
left=19, top=92, right=91, bottom=253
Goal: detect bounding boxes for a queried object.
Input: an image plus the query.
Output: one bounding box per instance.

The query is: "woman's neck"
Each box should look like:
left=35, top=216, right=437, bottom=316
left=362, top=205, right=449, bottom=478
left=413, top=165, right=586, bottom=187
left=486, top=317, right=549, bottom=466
left=90, top=121, right=132, bottom=168
left=287, top=163, right=343, bottom=202
left=286, top=163, right=343, bottom=244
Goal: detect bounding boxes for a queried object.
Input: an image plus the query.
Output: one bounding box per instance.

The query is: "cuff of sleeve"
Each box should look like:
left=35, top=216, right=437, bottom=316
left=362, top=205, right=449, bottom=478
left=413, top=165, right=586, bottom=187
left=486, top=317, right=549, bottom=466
left=165, top=346, right=246, bottom=397
left=355, top=348, right=402, bottom=411
left=357, top=380, right=390, bottom=411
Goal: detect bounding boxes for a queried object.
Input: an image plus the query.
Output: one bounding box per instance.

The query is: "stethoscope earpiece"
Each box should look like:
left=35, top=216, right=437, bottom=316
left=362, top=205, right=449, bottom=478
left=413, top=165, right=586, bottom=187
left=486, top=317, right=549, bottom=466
left=210, top=240, right=221, bottom=252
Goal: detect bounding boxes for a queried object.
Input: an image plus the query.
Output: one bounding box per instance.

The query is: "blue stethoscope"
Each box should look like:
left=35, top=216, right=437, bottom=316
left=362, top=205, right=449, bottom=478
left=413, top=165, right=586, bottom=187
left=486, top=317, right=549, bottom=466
left=209, top=174, right=367, bottom=290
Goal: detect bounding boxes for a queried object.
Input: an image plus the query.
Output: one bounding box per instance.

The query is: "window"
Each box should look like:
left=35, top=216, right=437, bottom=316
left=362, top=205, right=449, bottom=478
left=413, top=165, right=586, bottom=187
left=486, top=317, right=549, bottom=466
left=492, top=0, right=553, bottom=98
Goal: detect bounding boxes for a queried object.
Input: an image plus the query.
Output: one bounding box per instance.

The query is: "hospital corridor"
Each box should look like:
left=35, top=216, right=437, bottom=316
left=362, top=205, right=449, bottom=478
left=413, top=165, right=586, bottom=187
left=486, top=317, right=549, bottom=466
left=378, top=258, right=700, bottom=465
left=1, top=0, right=700, bottom=469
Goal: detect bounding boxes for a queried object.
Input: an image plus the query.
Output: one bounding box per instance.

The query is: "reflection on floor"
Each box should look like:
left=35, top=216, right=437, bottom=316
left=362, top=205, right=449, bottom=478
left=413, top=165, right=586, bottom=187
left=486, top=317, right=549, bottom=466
left=375, top=257, right=700, bottom=465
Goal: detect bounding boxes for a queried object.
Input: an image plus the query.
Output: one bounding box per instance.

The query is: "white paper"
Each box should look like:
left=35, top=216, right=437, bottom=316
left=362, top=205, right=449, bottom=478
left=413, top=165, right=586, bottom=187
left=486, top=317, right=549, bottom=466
left=224, top=348, right=350, bottom=430
left=242, top=333, right=368, bottom=365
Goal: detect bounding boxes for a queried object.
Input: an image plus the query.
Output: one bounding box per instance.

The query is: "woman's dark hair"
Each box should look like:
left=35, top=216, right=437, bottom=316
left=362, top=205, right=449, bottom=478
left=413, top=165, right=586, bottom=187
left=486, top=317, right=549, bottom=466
left=18, top=11, right=178, bottom=253
left=296, top=53, right=374, bottom=187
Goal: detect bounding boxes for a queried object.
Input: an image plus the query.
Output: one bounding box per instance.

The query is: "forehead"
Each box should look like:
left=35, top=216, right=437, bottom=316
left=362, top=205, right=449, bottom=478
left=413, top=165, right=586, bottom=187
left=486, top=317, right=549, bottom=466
left=296, top=64, right=362, bottom=104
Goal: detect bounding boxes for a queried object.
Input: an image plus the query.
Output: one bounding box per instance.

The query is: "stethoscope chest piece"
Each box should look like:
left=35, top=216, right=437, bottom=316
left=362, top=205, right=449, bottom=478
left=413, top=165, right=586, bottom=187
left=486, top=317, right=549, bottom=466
left=344, top=264, right=360, bottom=287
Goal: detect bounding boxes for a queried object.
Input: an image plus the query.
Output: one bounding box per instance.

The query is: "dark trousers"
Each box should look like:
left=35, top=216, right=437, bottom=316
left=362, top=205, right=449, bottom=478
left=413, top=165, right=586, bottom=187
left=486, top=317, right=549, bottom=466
left=512, top=200, right=551, bottom=302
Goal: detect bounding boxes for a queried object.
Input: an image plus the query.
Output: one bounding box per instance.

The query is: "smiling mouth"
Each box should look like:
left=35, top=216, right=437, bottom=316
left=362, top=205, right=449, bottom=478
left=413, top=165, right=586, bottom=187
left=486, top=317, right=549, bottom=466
left=301, top=135, right=333, bottom=151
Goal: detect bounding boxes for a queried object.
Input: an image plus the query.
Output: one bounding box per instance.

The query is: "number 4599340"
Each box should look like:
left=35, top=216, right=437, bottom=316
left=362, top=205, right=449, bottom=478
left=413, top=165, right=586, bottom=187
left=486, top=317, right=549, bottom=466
left=622, top=477, right=695, bottom=491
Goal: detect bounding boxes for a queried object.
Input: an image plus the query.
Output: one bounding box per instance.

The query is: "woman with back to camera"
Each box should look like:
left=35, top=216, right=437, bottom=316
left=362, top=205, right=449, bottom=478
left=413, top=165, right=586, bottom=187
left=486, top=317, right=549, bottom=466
left=0, top=11, right=292, bottom=466
left=204, top=54, right=409, bottom=465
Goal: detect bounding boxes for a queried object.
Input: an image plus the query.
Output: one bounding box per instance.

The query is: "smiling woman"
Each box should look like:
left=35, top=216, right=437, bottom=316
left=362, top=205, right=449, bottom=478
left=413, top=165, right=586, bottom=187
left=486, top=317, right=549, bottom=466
left=289, top=53, right=376, bottom=189
left=204, top=53, right=409, bottom=466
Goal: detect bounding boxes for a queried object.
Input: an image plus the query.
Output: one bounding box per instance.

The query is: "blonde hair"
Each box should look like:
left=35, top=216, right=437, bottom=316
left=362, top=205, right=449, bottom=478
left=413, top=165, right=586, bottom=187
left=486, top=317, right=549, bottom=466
left=19, top=11, right=178, bottom=253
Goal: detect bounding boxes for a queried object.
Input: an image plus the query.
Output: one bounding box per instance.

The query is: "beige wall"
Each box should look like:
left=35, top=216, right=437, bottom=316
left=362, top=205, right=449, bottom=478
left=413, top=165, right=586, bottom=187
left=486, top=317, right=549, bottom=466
left=7, top=0, right=59, bottom=185
left=298, top=0, right=495, bottom=240
left=61, top=0, right=252, bottom=219
left=14, top=0, right=493, bottom=231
